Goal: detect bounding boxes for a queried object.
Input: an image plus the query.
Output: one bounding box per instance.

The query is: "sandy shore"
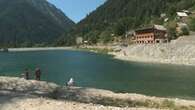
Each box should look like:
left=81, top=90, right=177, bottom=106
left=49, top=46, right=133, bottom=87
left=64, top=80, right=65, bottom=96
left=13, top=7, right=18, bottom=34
left=0, top=97, right=159, bottom=110
left=0, top=76, right=195, bottom=110
left=8, top=47, right=74, bottom=52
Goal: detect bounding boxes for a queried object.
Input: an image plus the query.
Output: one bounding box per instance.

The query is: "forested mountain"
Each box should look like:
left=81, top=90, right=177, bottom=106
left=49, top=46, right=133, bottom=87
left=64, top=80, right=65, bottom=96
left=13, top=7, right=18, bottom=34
left=58, top=0, right=195, bottom=45
left=0, top=0, right=74, bottom=47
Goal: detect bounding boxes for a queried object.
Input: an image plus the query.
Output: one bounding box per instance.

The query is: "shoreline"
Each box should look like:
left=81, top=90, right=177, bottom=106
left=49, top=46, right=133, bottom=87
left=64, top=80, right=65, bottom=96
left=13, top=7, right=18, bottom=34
left=79, top=45, right=195, bottom=66
left=110, top=51, right=195, bottom=66
left=110, top=46, right=195, bottom=66
left=4, top=45, right=195, bottom=66
left=0, top=76, right=195, bottom=110
left=80, top=35, right=195, bottom=66
left=8, top=47, right=74, bottom=52
left=80, top=44, right=195, bottom=66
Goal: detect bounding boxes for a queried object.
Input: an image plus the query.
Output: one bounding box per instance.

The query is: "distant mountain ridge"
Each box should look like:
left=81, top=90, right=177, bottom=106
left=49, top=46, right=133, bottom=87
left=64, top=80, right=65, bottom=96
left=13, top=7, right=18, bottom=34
left=26, top=0, right=74, bottom=28
left=0, top=0, right=74, bottom=47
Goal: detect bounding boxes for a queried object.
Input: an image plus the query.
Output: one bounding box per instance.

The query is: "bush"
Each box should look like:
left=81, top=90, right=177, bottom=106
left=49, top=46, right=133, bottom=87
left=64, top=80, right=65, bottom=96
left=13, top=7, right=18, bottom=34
left=189, top=18, right=195, bottom=31
left=181, top=26, right=190, bottom=35
left=161, top=99, right=176, bottom=109
left=49, top=87, right=62, bottom=99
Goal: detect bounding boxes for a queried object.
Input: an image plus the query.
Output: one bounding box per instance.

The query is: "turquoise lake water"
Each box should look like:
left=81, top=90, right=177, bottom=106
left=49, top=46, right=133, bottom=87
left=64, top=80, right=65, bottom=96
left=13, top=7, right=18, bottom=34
left=0, top=50, right=195, bottom=99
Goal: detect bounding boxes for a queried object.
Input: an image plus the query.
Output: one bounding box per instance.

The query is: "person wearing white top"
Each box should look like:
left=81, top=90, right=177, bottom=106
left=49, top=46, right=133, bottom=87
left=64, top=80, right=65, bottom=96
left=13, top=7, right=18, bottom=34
left=66, top=78, right=74, bottom=87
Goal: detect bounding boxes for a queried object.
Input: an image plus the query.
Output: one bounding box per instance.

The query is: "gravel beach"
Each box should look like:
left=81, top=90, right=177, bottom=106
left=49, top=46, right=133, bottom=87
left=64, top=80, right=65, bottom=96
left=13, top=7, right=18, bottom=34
left=0, top=77, right=195, bottom=110
left=110, top=34, right=195, bottom=66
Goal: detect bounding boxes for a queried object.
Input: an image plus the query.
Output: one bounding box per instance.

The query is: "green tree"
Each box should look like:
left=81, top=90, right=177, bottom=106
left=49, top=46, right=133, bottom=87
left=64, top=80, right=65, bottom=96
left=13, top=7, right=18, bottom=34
left=99, top=31, right=112, bottom=43
left=166, top=21, right=177, bottom=40
left=114, top=17, right=134, bottom=36
left=85, top=31, right=100, bottom=44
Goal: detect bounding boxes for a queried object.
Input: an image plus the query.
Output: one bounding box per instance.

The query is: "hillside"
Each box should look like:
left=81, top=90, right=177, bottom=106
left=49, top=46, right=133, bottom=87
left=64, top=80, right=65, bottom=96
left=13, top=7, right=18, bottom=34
left=0, top=0, right=74, bottom=47
left=59, top=0, right=195, bottom=45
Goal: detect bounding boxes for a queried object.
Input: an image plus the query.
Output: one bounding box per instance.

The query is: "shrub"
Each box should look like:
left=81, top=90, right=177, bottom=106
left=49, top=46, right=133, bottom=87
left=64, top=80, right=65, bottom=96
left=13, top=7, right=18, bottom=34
left=49, top=87, right=62, bottom=99
left=189, top=18, right=195, bottom=31
left=161, top=99, right=176, bottom=109
left=181, top=26, right=190, bottom=35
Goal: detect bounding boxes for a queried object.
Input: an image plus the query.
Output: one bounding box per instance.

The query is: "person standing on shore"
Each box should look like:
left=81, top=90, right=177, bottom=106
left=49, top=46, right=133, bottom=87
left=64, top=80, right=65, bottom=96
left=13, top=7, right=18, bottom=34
left=123, top=50, right=127, bottom=56
left=35, top=68, right=41, bottom=81
left=25, top=69, right=30, bottom=80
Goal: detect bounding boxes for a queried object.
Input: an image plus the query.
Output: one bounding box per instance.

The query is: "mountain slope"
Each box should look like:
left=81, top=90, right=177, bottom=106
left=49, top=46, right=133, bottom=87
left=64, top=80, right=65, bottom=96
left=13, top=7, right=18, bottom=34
left=62, top=0, right=195, bottom=45
left=0, top=0, right=74, bottom=47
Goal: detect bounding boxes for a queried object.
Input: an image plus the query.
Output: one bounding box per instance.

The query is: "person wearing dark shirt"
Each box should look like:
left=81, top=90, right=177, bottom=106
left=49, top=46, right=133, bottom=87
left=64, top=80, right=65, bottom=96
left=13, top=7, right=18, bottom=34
left=25, top=69, right=30, bottom=80
left=35, top=68, right=41, bottom=81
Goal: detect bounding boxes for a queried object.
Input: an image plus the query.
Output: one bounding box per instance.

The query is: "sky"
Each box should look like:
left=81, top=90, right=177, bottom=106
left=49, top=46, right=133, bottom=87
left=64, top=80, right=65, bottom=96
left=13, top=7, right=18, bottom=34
left=47, top=0, right=106, bottom=23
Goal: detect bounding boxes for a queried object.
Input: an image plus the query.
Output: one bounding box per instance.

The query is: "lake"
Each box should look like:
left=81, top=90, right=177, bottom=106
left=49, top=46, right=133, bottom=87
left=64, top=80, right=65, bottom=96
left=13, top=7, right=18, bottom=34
left=0, top=50, right=195, bottom=99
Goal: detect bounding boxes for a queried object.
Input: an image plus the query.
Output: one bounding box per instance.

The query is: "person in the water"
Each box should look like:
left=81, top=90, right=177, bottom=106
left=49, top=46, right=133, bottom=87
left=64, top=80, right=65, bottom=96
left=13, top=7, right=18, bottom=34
left=35, top=68, right=41, bottom=81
